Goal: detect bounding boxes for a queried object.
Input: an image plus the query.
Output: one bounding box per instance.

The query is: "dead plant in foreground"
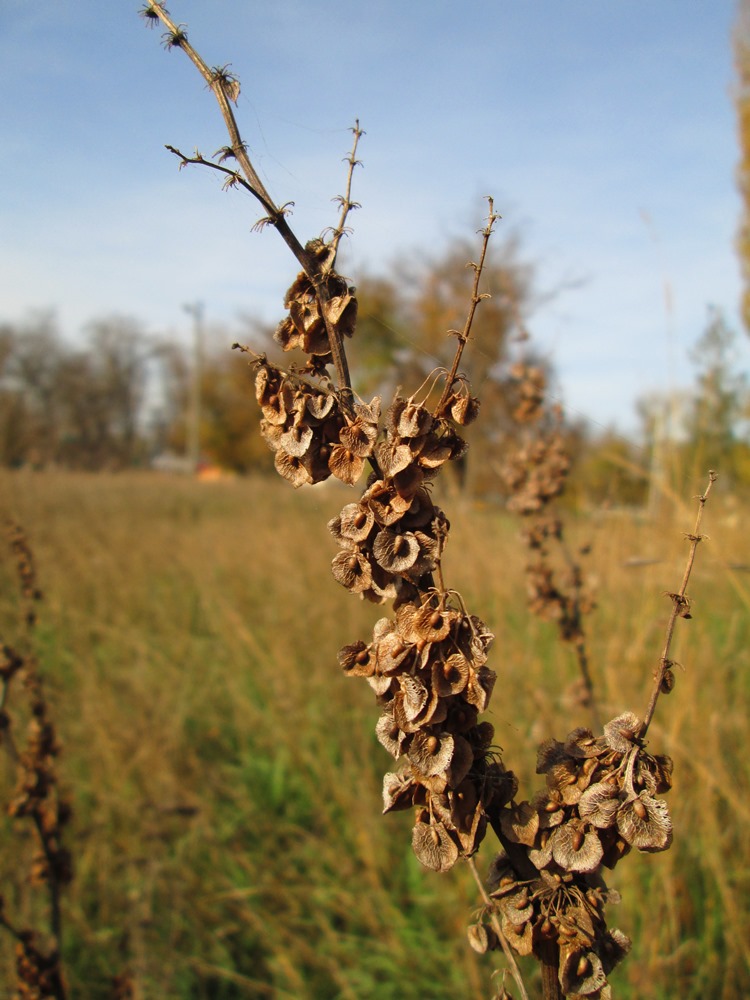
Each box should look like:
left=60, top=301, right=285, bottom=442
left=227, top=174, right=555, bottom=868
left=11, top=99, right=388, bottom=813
left=0, top=523, right=71, bottom=1000
left=501, top=364, right=599, bottom=729
left=141, top=5, right=715, bottom=997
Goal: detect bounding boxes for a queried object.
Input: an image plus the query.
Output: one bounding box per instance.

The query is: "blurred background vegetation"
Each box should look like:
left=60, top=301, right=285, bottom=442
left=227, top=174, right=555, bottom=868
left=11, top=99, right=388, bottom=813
left=0, top=471, right=748, bottom=998
left=1, top=242, right=748, bottom=507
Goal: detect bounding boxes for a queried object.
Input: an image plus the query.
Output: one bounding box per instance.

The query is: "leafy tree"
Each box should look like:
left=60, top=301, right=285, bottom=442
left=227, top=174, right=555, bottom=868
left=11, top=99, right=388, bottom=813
left=0, top=313, right=65, bottom=466
left=0, top=313, right=156, bottom=469
left=343, top=233, right=536, bottom=494
left=685, top=307, right=749, bottom=483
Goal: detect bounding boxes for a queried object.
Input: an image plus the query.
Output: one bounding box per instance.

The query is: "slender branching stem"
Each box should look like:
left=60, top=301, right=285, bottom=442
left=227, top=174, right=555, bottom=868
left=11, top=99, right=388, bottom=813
left=434, top=197, right=499, bottom=416
left=143, top=2, right=355, bottom=405
left=486, top=816, right=563, bottom=1000
left=641, top=470, right=717, bottom=737
left=572, top=632, right=599, bottom=730
left=329, top=120, right=364, bottom=261
left=467, top=856, right=530, bottom=1000
left=557, top=540, right=600, bottom=731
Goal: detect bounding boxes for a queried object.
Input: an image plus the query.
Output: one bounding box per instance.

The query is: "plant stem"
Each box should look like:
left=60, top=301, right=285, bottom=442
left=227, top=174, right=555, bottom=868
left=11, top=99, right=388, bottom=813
left=146, top=3, right=355, bottom=404
left=641, top=470, right=717, bottom=737
left=467, top=856, right=530, bottom=1000
left=434, top=198, right=498, bottom=416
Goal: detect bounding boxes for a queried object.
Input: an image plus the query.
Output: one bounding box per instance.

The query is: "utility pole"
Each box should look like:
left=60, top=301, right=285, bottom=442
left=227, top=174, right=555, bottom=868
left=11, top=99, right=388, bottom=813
left=183, top=302, right=204, bottom=473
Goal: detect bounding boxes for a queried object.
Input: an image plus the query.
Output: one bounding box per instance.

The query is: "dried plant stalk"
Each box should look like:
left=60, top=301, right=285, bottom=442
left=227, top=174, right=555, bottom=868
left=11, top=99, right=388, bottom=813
left=1, top=523, right=71, bottom=1000
left=641, top=470, right=717, bottom=736
left=142, top=9, right=715, bottom=998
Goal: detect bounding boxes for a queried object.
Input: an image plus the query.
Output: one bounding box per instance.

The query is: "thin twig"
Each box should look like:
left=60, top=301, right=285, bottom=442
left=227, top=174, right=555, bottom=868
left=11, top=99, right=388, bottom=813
left=434, top=197, right=499, bottom=416
left=641, top=470, right=717, bottom=737
left=329, top=120, right=364, bottom=261
left=557, top=540, right=600, bottom=731
left=467, top=856, right=530, bottom=1000
left=142, top=2, right=356, bottom=404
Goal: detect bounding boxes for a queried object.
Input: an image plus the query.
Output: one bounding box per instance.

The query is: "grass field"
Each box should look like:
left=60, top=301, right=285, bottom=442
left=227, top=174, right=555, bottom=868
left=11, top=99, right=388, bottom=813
left=0, top=470, right=748, bottom=999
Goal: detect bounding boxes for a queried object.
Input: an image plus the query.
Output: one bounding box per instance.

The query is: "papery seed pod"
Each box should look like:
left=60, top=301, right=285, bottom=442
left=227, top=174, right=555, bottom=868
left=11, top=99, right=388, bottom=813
left=559, top=946, right=606, bottom=997
left=417, top=432, right=454, bottom=470
left=382, top=771, right=418, bottom=813
left=373, top=630, right=413, bottom=675
left=361, top=563, right=400, bottom=605
left=306, top=391, right=335, bottom=420
left=616, top=792, right=673, bottom=852
left=408, top=730, right=455, bottom=777
left=323, top=290, right=358, bottom=340
left=398, top=399, right=433, bottom=438
left=432, top=652, right=470, bottom=697
left=363, top=480, right=413, bottom=526
left=328, top=444, right=365, bottom=485
left=451, top=392, right=481, bottom=426
left=550, top=820, right=604, bottom=873
left=337, top=639, right=373, bottom=675
left=500, top=801, right=539, bottom=847
left=331, top=550, right=373, bottom=593
left=376, top=713, right=410, bottom=758
left=499, top=911, right=534, bottom=956
left=460, top=665, right=492, bottom=712
left=339, top=407, right=378, bottom=457
left=603, top=712, right=643, bottom=753
left=375, top=439, right=414, bottom=478
left=278, top=422, right=313, bottom=458
left=564, top=727, right=604, bottom=759
left=411, top=819, right=459, bottom=872
left=395, top=674, right=430, bottom=725
left=578, top=781, right=621, bottom=829
left=274, top=449, right=313, bottom=487
left=467, top=921, right=492, bottom=954
left=536, top=738, right=567, bottom=774
left=648, top=753, right=674, bottom=794
left=300, top=434, right=334, bottom=484
left=413, top=603, right=454, bottom=642
left=498, top=892, right=533, bottom=929
left=330, top=503, right=375, bottom=544
left=405, top=530, right=442, bottom=579
left=373, top=529, right=420, bottom=574
left=446, top=734, right=474, bottom=787
left=392, top=462, right=425, bottom=500
left=600, top=927, right=632, bottom=973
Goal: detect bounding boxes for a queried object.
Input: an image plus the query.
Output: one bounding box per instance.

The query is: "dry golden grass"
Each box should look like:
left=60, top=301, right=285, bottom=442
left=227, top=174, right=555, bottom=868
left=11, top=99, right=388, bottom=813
left=0, top=470, right=748, bottom=998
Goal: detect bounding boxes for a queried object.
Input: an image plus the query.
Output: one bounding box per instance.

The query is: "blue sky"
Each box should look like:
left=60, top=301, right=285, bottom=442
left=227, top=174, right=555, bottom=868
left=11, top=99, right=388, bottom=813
left=1, top=0, right=747, bottom=434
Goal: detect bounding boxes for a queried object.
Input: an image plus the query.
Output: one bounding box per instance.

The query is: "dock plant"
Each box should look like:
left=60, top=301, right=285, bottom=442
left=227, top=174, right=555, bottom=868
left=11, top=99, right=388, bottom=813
left=57, top=6, right=720, bottom=996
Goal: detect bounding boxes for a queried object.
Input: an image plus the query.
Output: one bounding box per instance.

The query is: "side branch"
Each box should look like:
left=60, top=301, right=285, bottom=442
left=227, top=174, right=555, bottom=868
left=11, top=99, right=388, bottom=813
left=467, top=857, right=530, bottom=1000
left=329, top=120, right=364, bottom=260
left=641, top=470, right=717, bottom=737
left=434, top=197, right=500, bottom=415
left=141, top=2, right=355, bottom=399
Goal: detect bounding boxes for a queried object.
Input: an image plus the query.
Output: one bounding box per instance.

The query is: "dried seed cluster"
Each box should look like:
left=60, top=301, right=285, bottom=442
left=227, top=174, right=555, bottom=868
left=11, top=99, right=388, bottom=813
left=255, top=360, right=371, bottom=487
left=239, top=206, right=691, bottom=995
left=501, top=363, right=597, bottom=727
left=473, top=711, right=672, bottom=998
left=341, top=597, right=517, bottom=871
left=274, top=241, right=357, bottom=373
left=329, top=388, right=509, bottom=870
left=246, top=236, right=502, bottom=871
left=327, top=392, right=472, bottom=604
left=8, top=928, right=65, bottom=1000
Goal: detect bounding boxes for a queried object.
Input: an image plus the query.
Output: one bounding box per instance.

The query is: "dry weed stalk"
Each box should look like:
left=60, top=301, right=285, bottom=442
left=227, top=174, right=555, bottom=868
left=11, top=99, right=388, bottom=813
left=0, top=523, right=71, bottom=1000
left=501, top=365, right=599, bottom=729
left=142, top=7, right=714, bottom=997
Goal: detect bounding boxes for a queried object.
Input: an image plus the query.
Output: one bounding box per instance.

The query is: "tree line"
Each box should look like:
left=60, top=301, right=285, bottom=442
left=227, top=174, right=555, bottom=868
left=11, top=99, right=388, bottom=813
left=2, top=241, right=748, bottom=501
